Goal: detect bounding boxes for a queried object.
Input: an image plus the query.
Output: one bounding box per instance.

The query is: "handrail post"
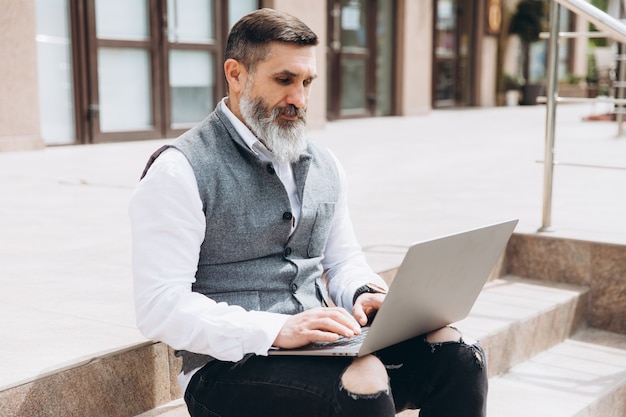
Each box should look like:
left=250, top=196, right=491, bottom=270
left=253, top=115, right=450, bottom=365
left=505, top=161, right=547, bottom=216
left=539, top=0, right=562, bottom=232
left=555, top=0, right=626, bottom=44
left=617, top=41, right=626, bottom=136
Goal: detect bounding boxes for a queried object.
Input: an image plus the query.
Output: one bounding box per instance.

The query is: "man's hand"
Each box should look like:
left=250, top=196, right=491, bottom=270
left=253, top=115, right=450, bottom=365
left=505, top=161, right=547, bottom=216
left=352, top=293, right=385, bottom=326
left=273, top=307, right=362, bottom=349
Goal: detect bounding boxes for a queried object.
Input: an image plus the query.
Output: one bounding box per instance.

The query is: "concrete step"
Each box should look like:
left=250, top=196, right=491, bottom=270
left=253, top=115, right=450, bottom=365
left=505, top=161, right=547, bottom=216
left=134, top=399, right=188, bottom=417
left=460, top=275, right=589, bottom=377
left=137, top=277, right=590, bottom=417
left=0, top=277, right=592, bottom=417
left=136, top=329, right=626, bottom=417
left=487, top=328, right=626, bottom=417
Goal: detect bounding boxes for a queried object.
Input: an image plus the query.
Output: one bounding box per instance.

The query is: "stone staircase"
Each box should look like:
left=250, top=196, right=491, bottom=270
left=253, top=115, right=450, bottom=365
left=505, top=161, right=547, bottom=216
left=1, top=234, right=625, bottom=417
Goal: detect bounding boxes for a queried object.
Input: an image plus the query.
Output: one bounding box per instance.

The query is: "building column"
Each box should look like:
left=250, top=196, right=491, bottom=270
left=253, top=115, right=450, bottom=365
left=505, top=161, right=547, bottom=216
left=572, top=12, right=590, bottom=79
left=0, top=0, right=44, bottom=151
left=396, top=0, right=433, bottom=115
left=477, top=0, right=500, bottom=107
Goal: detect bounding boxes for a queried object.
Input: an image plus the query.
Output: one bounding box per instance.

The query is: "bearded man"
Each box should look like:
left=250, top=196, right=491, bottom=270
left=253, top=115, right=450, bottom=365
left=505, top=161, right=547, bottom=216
left=130, top=8, right=488, bottom=417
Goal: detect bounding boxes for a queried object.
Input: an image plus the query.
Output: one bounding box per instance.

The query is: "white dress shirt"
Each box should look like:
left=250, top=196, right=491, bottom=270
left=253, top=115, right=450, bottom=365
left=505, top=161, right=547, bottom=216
left=129, top=99, right=387, bottom=392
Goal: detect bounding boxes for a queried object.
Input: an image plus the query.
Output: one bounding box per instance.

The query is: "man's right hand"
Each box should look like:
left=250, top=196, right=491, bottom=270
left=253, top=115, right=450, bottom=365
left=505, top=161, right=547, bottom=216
left=273, top=307, right=362, bottom=349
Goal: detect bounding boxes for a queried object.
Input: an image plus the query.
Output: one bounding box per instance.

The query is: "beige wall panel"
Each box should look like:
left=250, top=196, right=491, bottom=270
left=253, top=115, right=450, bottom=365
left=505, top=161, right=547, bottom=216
left=572, top=14, right=589, bottom=78
left=503, top=35, right=520, bottom=77
left=0, top=0, right=43, bottom=151
left=480, top=37, right=499, bottom=107
left=502, top=0, right=521, bottom=81
left=262, top=1, right=327, bottom=130
left=397, top=0, right=432, bottom=115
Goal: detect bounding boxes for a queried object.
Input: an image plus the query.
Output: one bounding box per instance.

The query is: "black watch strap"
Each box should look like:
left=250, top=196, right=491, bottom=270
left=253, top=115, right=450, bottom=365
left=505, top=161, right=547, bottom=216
left=352, top=283, right=387, bottom=305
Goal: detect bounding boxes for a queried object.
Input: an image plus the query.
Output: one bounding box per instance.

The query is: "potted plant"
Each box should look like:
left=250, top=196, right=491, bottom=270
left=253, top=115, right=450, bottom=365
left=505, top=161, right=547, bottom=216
left=509, top=0, right=547, bottom=105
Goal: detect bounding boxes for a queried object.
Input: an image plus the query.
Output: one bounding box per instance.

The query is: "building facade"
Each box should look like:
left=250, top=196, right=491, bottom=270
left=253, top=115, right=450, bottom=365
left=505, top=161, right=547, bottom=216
left=0, top=0, right=586, bottom=151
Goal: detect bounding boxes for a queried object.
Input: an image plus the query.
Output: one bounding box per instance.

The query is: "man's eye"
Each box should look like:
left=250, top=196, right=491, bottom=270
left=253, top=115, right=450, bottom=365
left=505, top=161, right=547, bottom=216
left=303, top=79, right=313, bottom=87
left=276, top=78, right=291, bottom=84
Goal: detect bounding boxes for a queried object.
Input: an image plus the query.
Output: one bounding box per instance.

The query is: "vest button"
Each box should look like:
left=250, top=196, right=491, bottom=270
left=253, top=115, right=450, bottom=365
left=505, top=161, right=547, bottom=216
left=266, top=164, right=276, bottom=175
left=284, top=247, right=292, bottom=257
left=291, top=283, right=298, bottom=293
left=282, top=212, right=293, bottom=221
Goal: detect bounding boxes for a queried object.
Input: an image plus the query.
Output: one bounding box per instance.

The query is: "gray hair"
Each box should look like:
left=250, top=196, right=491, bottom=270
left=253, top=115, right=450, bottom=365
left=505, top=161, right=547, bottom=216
left=225, top=8, right=319, bottom=74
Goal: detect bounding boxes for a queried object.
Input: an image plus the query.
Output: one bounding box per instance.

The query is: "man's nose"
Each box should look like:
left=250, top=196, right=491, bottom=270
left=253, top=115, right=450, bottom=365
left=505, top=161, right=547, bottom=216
left=285, top=84, right=307, bottom=109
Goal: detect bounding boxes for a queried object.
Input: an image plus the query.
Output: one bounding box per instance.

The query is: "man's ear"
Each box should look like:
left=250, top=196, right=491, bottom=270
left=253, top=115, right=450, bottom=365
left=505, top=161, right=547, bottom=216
left=224, top=59, right=246, bottom=94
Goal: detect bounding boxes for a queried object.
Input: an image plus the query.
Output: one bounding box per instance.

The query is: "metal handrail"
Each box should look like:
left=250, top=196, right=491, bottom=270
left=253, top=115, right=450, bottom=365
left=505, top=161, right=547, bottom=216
left=539, top=31, right=611, bottom=39
left=539, top=0, right=626, bottom=232
left=555, top=0, right=626, bottom=42
left=539, top=1, right=561, bottom=232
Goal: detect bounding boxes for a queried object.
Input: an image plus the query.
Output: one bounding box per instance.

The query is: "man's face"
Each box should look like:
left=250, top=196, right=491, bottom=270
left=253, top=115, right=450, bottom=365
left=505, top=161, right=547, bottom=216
left=238, top=42, right=317, bottom=163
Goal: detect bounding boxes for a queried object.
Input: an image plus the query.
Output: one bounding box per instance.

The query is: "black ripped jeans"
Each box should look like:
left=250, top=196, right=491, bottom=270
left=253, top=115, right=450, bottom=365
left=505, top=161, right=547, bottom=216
left=184, top=333, right=488, bottom=417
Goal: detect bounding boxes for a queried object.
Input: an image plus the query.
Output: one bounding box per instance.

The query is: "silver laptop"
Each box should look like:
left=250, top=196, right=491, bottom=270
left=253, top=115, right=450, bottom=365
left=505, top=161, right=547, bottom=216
left=269, top=219, right=518, bottom=356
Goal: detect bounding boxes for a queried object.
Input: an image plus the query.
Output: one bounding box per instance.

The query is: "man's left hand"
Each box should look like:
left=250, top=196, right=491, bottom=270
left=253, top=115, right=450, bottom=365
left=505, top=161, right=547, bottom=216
left=352, top=293, right=385, bottom=326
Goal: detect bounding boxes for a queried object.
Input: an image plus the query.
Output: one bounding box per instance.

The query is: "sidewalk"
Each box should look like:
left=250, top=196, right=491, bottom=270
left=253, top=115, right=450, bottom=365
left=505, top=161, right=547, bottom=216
left=1, top=103, right=625, bottom=392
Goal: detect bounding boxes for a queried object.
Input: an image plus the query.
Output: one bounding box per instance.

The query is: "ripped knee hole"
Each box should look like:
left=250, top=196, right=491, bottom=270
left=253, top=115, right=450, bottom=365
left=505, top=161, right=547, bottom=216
left=341, top=355, right=389, bottom=395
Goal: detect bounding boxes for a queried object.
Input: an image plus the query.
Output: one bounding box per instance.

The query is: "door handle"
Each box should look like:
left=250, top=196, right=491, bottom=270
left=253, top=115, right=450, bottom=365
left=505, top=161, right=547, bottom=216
left=87, top=104, right=100, bottom=121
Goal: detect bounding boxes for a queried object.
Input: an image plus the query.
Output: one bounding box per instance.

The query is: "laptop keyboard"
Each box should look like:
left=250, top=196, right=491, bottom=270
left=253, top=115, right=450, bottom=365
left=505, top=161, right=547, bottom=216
left=310, top=328, right=368, bottom=348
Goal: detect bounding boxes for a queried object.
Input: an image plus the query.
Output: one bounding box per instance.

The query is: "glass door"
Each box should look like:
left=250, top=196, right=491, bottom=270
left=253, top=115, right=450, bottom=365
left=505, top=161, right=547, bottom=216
left=35, top=0, right=76, bottom=145
left=88, top=0, right=161, bottom=142
left=164, top=0, right=219, bottom=137
left=327, top=0, right=394, bottom=120
left=433, top=0, right=474, bottom=108
left=337, top=0, right=372, bottom=117
left=79, top=0, right=257, bottom=144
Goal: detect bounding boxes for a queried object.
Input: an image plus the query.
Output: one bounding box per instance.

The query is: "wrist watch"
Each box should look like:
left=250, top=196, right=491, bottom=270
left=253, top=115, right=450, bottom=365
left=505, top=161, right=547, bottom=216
left=352, top=283, right=387, bottom=305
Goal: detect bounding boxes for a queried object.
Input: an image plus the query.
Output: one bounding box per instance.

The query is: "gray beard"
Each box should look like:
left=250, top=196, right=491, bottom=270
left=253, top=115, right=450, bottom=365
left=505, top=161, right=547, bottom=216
left=239, top=93, right=308, bottom=164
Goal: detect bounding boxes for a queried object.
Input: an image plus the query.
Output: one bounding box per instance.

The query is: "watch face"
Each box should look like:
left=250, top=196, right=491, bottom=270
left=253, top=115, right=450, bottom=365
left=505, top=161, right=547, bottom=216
left=488, top=0, right=502, bottom=34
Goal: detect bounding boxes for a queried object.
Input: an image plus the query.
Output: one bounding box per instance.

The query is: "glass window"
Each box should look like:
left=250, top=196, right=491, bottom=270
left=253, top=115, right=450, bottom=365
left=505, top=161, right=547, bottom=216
left=341, top=0, right=367, bottom=49
left=435, top=61, right=455, bottom=102
left=529, top=6, right=571, bottom=83
left=376, top=0, right=393, bottom=116
left=436, top=0, right=456, bottom=58
left=169, top=50, right=214, bottom=126
left=35, top=0, right=76, bottom=144
left=558, top=9, right=571, bottom=80
left=95, top=0, right=149, bottom=40
left=228, top=0, right=258, bottom=29
left=167, top=0, right=214, bottom=42
left=341, top=58, right=367, bottom=110
left=98, top=48, right=153, bottom=132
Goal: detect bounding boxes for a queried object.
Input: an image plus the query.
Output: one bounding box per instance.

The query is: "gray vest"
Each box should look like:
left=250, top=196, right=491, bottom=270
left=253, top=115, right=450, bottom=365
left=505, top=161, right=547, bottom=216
left=143, top=105, right=340, bottom=372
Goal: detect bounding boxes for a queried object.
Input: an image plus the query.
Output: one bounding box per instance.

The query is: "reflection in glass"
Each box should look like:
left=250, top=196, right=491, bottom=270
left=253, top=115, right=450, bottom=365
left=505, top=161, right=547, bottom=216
left=434, top=0, right=474, bottom=107
left=557, top=11, right=570, bottom=80
left=35, top=0, right=75, bottom=144
left=98, top=48, right=152, bottom=132
left=435, top=61, right=455, bottom=102
left=376, top=0, right=393, bottom=116
left=228, top=0, right=258, bottom=29
left=167, top=0, right=214, bottom=42
left=341, top=0, right=366, bottom=49
left=436, top=0, right=456, bottom=58
left=170, top=50, right=214, bottom=126
left=341, top=58, right=367, bottom=110
left=95, top=0, right=149, bottom=40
